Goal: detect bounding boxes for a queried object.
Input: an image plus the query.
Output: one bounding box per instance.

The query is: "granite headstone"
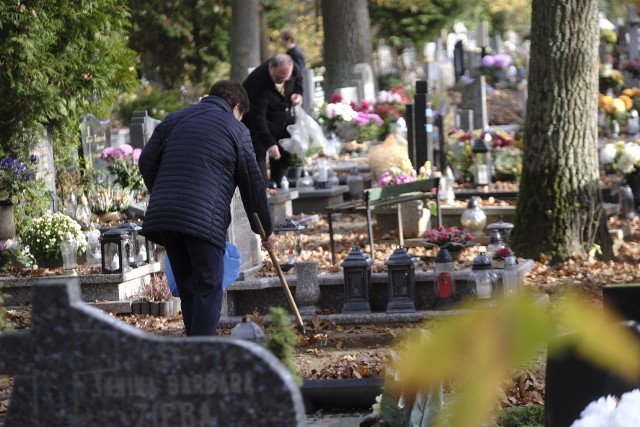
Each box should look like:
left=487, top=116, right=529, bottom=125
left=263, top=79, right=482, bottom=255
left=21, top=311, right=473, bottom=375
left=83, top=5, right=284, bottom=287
left=227, top=189, right=262, bottom=278
left=0, top=280, right=306, bottom=426
left=80, top=114, right=111, bottom=170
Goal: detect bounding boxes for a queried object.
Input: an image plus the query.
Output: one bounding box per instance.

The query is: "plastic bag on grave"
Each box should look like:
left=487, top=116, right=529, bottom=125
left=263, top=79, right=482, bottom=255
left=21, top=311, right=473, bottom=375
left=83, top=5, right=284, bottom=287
left=279, top=106, right=328, bottom=158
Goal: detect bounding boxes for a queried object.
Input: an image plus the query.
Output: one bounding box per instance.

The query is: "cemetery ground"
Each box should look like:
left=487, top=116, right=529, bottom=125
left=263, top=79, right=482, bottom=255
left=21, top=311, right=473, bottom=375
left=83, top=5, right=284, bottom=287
left=2, top=210, right=640, bottom=424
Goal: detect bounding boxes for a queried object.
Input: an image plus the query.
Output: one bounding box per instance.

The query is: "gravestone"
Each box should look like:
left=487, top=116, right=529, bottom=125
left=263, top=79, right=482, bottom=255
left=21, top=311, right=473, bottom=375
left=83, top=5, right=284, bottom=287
left=545, top=322, right=640, bottom=427
left=227, top=189, right=263, bottom=278
left=129, top=110, right=161, bottom=149
left=459, top=76, right=488, bottom=130
left=32, top=138, right=56, bottom=201
left=352, top=63, right=376, bottom=103
left=80, top=114, right=111, bottom=170
left=336, top=86, right=359, bottom=105
left=628, top=4, right=640, bottom=61
left=0, top=280, right=306, bottom=426
left=311, top=71, right=325, bottom=105
left=377, top=41, right=394, bottom=75
left=453, top=40, right=466, bottom=81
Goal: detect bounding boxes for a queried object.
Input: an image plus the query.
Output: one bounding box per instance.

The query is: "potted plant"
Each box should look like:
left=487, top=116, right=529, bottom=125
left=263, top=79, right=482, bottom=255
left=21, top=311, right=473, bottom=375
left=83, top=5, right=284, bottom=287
left=423, top=226, right=474, bottom=260
left=133, top=274, right=178, bottom=317
left=84, top=170, right=136, bottom=221
left=0, top=155, right=39, bottom=240
left=492, top=247, right=514, bottom=269
left=0, top=240, right=35, bottom=273
left=20, top=213, right=87, bottom=269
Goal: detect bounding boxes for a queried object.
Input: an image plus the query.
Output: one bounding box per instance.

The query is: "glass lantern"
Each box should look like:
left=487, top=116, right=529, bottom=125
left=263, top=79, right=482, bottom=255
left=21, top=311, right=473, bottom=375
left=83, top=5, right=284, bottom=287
left=100, top=227, right=131, bottom=274
left=118, top=222, right=145, bottom=267
left=60, top=232, right=78, bottom=274
left=85, top=230, right=102, bottom=266
left=434, top=247, right=456, bottom=309
left=468, top=249, right=497, bottom=299
left=274, top=219, right=305, bottom=271
left=472, top=133, right=493, bottom=186
left=502, top=254, right=520, bottom=297
left=486, top=229, right=506, bottom=260
left=460, top=196, right=487, bottom=239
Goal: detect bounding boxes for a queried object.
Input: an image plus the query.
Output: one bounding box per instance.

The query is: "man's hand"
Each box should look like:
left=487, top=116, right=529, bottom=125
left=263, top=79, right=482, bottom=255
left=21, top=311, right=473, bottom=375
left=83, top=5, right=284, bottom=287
left=261, top=233, right=277, bottom=251
left=291, top=93, right=303, bottom=106
left=267, top=145, right=281, bottom=160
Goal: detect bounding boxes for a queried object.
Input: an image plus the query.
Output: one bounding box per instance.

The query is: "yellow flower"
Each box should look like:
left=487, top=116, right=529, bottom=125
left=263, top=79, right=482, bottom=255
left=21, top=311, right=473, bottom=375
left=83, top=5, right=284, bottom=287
left=619, top=95, right=633, bottom=110
left=613, top=98, right=627, bottom=114
left=623, top=88, right=635, bottom=97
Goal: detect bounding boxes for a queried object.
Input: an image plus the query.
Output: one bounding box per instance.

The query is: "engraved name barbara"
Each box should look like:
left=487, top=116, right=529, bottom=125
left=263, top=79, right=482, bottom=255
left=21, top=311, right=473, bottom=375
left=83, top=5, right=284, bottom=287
left=85, top=371, right=255, bottom=399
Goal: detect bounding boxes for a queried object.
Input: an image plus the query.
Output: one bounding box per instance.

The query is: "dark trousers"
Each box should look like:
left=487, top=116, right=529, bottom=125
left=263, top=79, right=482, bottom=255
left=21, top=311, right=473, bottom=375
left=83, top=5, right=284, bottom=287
left=160, top=231, right=224, bottom=336
left=256, top=144, right=291, bottom=187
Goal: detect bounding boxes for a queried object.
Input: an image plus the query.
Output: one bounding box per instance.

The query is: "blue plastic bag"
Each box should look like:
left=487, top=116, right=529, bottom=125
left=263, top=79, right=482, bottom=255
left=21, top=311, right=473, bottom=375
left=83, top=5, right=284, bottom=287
left=165, top=242, right=242, bottom=297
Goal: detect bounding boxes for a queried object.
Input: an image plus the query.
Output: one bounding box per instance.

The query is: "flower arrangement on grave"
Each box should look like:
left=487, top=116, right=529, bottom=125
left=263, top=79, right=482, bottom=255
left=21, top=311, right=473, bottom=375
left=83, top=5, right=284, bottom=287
left=21, top=213, right=87, bottom=265
left=477, top=53, right=513, bottom=85
left=141, top=274, right=173, bottom=301
left=353, top=110, right=385, bottom=142
left=0, top=155, right=38, bottom=205
left=100, top=144, right=145, bottom=192
left=492, top=247, right=513, bottom=267
left=377, top=159, right=432, bottom=187
left=423, top=225, right=474, bottom=251
left=598, top=92, right=633, bottom=123
left=622, top=57, right=640, bottom=78
left=315, top=94, right=359, bottom=135
left=599, top=63, right=625, bottom=94
left=569, top=389, right=640, bottom=427
left=0, top=240, right=35, bottom=272
left=446, top=128, right=523, bottom=182
left=599, top=140, right=640, bottom=175
left=85, top=183, right=136, bottom=214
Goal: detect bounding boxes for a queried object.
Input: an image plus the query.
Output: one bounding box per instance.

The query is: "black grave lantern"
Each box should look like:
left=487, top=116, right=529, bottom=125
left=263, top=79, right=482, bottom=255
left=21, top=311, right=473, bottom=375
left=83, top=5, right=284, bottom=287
left=472, top=133, right=493, bottom=186
left=118, top=222, right=145, bottom=267
left=100, top=227, right=131, bottom=274
left=341, top=247, right=373, bottom=314
left=385, top=247, right=416, bottom=313
left=274, top=218, right=305, bottom=271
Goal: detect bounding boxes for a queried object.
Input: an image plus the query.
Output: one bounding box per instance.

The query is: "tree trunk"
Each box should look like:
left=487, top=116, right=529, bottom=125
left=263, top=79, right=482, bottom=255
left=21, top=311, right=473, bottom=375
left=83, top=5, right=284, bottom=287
left=511, top=0, right=613, bottom=261
left=230, top=0, right=261, bottom=82
left=321, top=0, right=373, bottom=99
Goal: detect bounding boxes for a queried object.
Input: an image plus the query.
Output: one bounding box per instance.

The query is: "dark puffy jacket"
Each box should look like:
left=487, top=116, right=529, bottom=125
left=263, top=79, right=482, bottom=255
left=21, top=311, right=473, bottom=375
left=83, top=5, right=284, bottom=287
left=138, top=95, right=272, bottom=248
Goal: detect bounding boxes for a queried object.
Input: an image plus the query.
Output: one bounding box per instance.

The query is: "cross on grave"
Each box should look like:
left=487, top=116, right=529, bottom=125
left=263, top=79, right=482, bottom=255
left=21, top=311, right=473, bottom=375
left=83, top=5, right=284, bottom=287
left=0, top=280, right=305, bottom=427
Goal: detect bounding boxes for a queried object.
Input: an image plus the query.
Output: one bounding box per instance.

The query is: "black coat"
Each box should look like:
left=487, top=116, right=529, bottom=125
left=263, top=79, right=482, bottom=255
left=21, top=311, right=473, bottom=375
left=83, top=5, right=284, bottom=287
left=242, top=59, right=304, bottom=159
left=138, top=95, right=272, bottom=248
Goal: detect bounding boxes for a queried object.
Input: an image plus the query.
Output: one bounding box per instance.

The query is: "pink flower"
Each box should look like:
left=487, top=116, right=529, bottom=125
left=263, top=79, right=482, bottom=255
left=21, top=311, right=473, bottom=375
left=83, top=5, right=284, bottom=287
left=118, top=144, right=134, bottom=156
left=482, top=55, right=496, bottom=67
left=101, top=147, right=116, bottom=161
left=329, top=93, right=342, bottom=103
left=378, top=172, right=393, bottom=187
left=132, top=148, right=142, bottom=163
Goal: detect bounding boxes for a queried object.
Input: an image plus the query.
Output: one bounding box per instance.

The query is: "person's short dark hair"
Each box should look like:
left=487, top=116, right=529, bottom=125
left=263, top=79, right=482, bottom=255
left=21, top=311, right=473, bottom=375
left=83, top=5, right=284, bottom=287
left=280, top=29, right=296, bottom=43
left=208, top=80, right=250, bottom=115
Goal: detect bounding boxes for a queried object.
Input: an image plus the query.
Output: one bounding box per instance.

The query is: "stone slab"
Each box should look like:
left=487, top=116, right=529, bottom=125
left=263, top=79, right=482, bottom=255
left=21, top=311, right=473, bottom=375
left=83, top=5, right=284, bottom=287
left=292, top=186, right=349, bottom=215
left=0, top=280, right=306, bottom=426
left=0, top=262, right=161, bottom=306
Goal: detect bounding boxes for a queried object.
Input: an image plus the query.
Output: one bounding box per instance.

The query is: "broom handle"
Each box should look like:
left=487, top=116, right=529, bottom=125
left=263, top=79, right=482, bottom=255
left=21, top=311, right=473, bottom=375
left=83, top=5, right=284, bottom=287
left=252, top=213, right=305, bottom=330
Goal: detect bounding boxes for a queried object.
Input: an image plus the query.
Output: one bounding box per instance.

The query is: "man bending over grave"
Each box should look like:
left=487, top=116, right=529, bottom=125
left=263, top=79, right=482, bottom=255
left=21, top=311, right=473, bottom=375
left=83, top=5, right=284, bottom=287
left=139, top=80, right=276, bottom=336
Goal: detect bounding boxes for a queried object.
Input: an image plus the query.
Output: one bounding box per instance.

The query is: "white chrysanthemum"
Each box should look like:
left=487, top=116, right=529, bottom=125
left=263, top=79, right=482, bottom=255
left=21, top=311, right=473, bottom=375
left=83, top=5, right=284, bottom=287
left=611, top=389, right=640, bottom=427
left=599, top=143, right=617, bottom=165
left=618, top=143, right=640, bottom=174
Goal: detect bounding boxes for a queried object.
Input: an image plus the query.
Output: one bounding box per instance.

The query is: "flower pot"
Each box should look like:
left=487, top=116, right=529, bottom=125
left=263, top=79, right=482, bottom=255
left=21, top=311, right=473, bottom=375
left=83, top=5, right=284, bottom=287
left=36, top=257, right=64, bottom=269
left=0, top=203, right=16, bottom=240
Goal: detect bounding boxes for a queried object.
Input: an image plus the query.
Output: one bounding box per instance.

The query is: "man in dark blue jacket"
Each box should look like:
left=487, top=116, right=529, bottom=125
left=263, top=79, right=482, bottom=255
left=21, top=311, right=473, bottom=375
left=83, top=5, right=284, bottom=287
left=139, top=80, right=275, bottom=336
left=242, top=54, right=304, bottom=186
